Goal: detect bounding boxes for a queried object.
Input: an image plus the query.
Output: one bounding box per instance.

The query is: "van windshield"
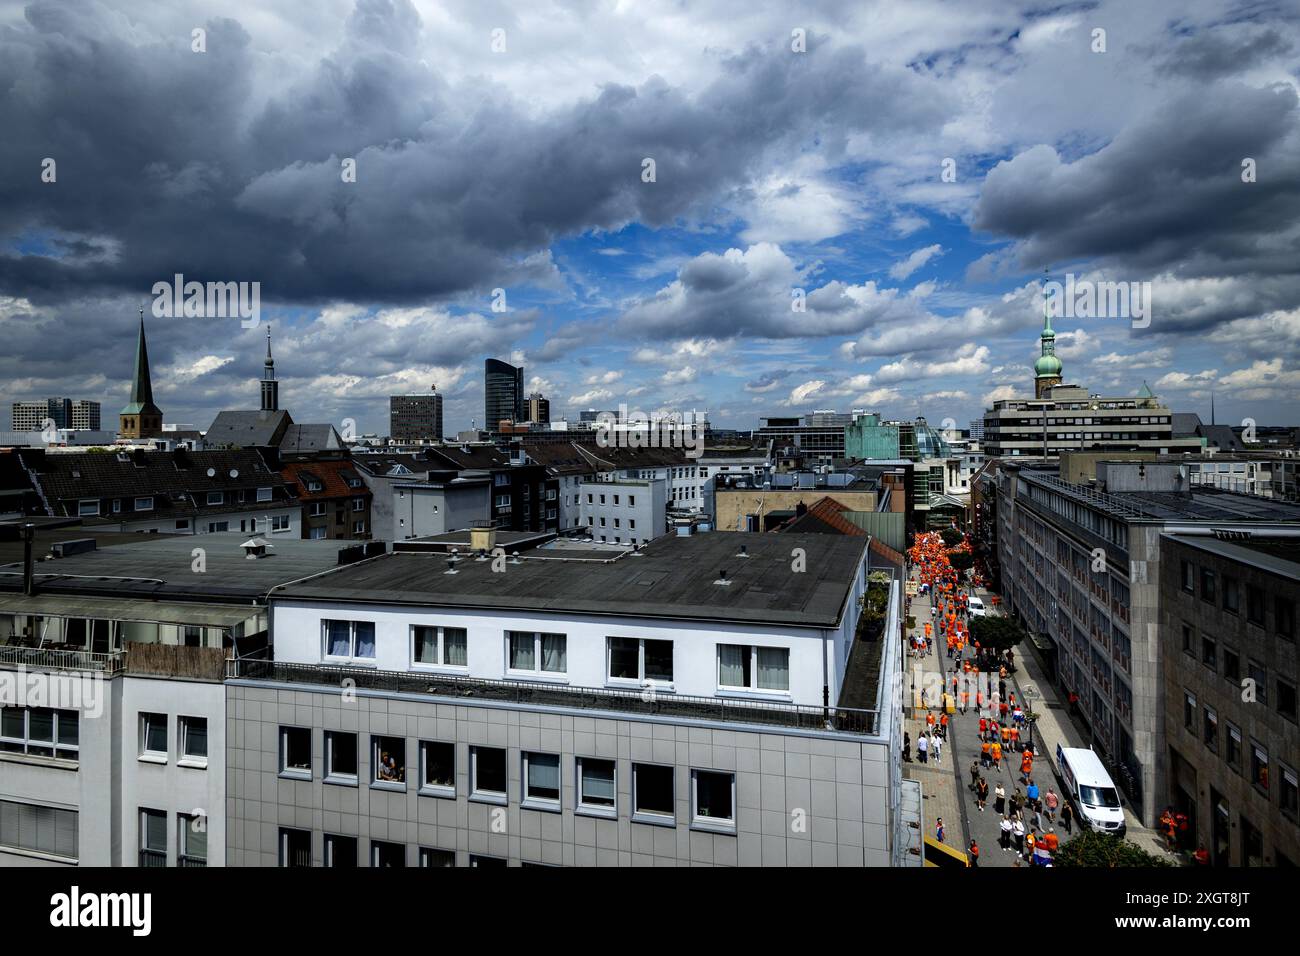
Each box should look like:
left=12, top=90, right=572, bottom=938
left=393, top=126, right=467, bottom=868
left=1080, top=785, right=1121, bottom=808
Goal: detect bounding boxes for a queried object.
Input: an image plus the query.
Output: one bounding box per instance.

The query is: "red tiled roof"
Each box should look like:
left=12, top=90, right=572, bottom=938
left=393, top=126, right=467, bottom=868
left=280, top=459, right=371, bottom=502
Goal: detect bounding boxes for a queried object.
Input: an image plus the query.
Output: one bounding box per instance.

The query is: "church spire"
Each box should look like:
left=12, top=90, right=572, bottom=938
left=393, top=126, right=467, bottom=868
left=1033, top=281, right=1063, bottom=398
left=119, top=306, right=164, bottom=438
left=261, top=323, right=280, bottom=412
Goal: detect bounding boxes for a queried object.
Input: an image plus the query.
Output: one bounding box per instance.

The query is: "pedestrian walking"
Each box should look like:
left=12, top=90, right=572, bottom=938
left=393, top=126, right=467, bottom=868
left=1026, top=779, right=1040, bottom=810
left=999, top=815, right=1013, bottom=851
left=936, top=817, right=945, bottom=844
left=917, top=733, right=929, bottom=764
left=931, top=732, right=943, bottom=766
left=902, top=732, right=912, bottom=763
left=969, top=760, right=981, bottom=792
left=968, top=839, right=980, bottom=868
left=1012, top=817, right=1025, bottom=854
left=993, top=782, right=1006, bottom=815
left=977, top=777, right=989, bottom=812
left=1044, top=788, right=1058, bottom=820
left=1061, top=801, right=1074, bottom=834
left=980, top=738, right=991, bottom=769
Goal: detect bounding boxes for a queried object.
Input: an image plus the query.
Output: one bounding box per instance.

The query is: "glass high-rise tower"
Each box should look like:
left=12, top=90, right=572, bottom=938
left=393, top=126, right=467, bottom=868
left=484, top=358, right=524, bottom=430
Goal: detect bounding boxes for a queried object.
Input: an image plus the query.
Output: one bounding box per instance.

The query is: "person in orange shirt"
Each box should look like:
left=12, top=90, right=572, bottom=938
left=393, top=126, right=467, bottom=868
left=1000, top=725, right=1011, bottom=749
left=939, top=712, right=949, bottom=738
left=1020, top=752, right=1033, bottom=783
left=960, top=690, right=969, bottom=714
left=926, top=711, right=936, bottom=731
left=1009, top=725, right=1021, bottom=748
left=980, top=739, right=991, bottom=768
left=990, top=740, right=1002, bottom=769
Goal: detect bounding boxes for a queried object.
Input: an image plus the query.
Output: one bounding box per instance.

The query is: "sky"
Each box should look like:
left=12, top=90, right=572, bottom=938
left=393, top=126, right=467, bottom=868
left=1, top=0, right=1299, bottom=436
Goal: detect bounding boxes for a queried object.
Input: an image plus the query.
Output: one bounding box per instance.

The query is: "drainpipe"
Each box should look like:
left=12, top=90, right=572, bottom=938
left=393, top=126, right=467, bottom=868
left=22, top=523, right=36, bottom=596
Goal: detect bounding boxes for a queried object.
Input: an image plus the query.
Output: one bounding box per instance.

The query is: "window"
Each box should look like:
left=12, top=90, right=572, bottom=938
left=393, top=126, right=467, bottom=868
left=77, top=499, right=99, bottom=517
left=139, top=809, right=167, bottom=867
left=372, top=735, right=406, bottom=788
left=178, top=813, right=207, bottom=867
left=309, top=526, right=327, bottom=539
left=419, top=847, right=456, bottom=867
left=1248, top=660, right=1268, bottom=705
left=717, top=644, right=790, bottom=692
left=323, top=619, right=376, bottom=661
left=371, top=841, right=406, bottom=867
left=1251, top=743, right=1269, bottom=793
left=206, top=491, right=224, bottom=506
left=522, top=752, right=561, bottom=809
left=412, top=625, right=468, bottom=668
left=607, top=637, right=674, bottom=685
left=310, top=502, right=327, bottom=517
left=0, top=707, right=78, bottom=760
left=134, top=496, right=154, bottom=511
left=325, top=731, right=358, bottom=783
left=628, top=495, right=635, bottom=506
left=691, top=770, right=736, bottom=831
left=1282, top=766, right=1298, bottom=821
left=1181, top=624, right=1192, bottom=654
left=1180, top=560, right=1194, bottom=592
left=507, top=631, right=566, bottom=677
left=208, top=521, right=229, bottom=533
left=1278, top=678, right=1297, bottom=722
left=1183, top=692, right=1196, bottom=732
left=1199, top=568, right=1215, bottom=603
left=1203, top=706, right=1218, bottom=750
left=279, top=828, right=311, bottom=867
left=257, top=486, right=273, bottom=502
left=577, top=758, right=616, bottom=817
left=419, top=741, right=455, bottom=796
left=179, top=716, right=208, bottom=764
left=352, top=497, right=366, bottom=512
left=0, top=800, right=77, bottom=861
left=632, top=763, right=675, bottom=824
left=183, top=625, right=202, bottom=647
left=1246, top=585, right=1265, bottom=625
left=494, top=494, right=510, bottom=508
left=470, top=854, right=507, bottom=867
left=1223, top=576, right=1240, bottom=614
left=1226, top=724, right=1242, bottom=770
left=353, top=520, right=366, bottom=534
left=1278, top=597, right=1296, bottom=640
left=325, top=834, right=358, bottom=867
left=271, top=513, right=290, bottom=532
left=140, top=712, right=167, bottom=760
left=1224, top=647, right=1241, bottom=683
left=279, top=727, right=312, bottom=779
left=470, top=746, right=507, bottom=804
left=1201, top=636, right=1217, bottom=669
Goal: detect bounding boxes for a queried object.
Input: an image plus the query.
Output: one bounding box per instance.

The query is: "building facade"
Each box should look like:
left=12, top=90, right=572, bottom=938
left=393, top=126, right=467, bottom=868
left=485, top=359, right=524, bottom=431
left=390, top=392, right=444, bottom=443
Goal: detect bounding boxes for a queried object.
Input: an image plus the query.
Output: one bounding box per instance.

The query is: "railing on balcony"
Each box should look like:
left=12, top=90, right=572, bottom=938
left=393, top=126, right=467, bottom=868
left=139, top=848, right=167, bottom=868
left=178, top=855, right=207, bottom=868
left=0, top=645, right=124, bottom=674
left=227, top=658, right=879, bottom=736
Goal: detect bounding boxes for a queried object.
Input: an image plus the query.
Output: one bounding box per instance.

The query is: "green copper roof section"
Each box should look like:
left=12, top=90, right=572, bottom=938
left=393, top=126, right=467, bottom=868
left=120, top=309, right=158, bottom=415
left=1035, top=296, right=1062, bottom=379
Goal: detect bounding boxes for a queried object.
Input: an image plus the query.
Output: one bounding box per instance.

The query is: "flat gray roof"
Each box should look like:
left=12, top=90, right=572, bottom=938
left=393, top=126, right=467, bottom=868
left=276, top=532, right=868, bottom=628
left=1162, top=533, right=1300, bottom=581
left=0, top=533, right=354, bottom=602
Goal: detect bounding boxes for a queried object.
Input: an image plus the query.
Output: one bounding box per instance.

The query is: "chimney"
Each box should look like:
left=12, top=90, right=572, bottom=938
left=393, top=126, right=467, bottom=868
left=469, top=520, right=496, bottom=554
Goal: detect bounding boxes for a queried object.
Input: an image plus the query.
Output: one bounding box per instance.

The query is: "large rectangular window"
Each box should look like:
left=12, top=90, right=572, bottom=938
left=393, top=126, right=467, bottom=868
left=139, top=809, right=167, bottom=867
left=522, top=752, right=561, bottom=809
left=279, top=828, right=311, bottom=867
left=717, top=645, right=790, bottom=692
left=279, top=727, right=312, bottom=779
left=323, top=619, right=376, bottom=661
left=324, top=834, right=357, bottom=867
left=372, top=735, right=406, bottom=788
left=178, top=813, right=207, bottom=867
left=632, top=763, right=675, bottom=824
left=324, top=731, right=358, bottom=784
left=607, top=637, right=674, bottom=684
left=419, top=847, right=455, bottom=868
left=419, top=741, right=455, bottom=796
left=0, top=707, right=78, bottom=760
left=371, top=841, right=406, bottom=867
left=577, top=758, right=616, bottom=817
left=506, top=631, right=566, bottom=677
left=412, top=625, right=468, bottom=668
left=470, top=746, right=507, bottom=804
left=140, top=712, right=168, bottom=760
left=691, top=770, right=736, bottom=832
left=179, top=716, right=207, bottom=763
left=0, top=800, right=78, bottom=861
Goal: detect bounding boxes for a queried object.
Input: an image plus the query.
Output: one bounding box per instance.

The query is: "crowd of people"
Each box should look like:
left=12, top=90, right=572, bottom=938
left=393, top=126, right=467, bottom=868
left=907, top=529, right=1063, bottom=867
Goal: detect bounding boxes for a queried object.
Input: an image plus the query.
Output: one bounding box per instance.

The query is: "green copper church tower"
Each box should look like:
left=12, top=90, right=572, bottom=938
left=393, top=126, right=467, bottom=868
left=1033, top=300, right=1063, bottom=398
left=119, top=307, right=164, bottom=439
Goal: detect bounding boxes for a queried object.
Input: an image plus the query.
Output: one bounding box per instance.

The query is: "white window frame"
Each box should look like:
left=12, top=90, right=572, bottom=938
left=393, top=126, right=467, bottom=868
left=77, top=499, right=99, bottom=517
left=418, top=740, right=456, bottom=798
left=178, top=812, right=207, bottom=866
left=310, top=502, right=327, bottom=517
left=134, top=496, right=154, bottom=511
left=371, top=734, right=407, bottom=791
left=410, top=625, right=468, bottom=671
left=278, top=726, right=312, bottom=780
left=256, top=486, right=273, bottom=502
left=352, top=497, right=366, bottom=512
left=139, top=712, right=168, bottom=764
left=469, top=745, right=508, bottom=805
left=324, top=833, right=357, bottom=867
left=279, top=827, right=311, bottom=867
left=419, top=847, right=456, bottom=868
left=576, top=757, right=617, bottom=819
left=606, top=637, right=675, bottom=689
left=352, top=520, right=366, bottom=534
left=322, top=619, right=376, bottom=663
left=324, top=731, right=358, bottom=785
left=178, top=715, right=208, bottom=768
left=0, top=706, right=79, bottom=761
left=521, top=751, right=562, bottom=812
left=690, top=769, right=737, bottom=833
left=270, top=513, right=290, bottom=532
left=716, top=644, right=791, bottom=696
left=631, top=762, right=676, bottom=826
left=206, top=491, right=224, bottom=506
left=505, top=631, right=567, bottom=680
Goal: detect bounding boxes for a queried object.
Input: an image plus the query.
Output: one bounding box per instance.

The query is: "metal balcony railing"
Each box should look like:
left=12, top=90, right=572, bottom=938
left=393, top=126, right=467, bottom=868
left=139, top=848, right=166, bottom=868
left=0, top=646, right=124, bottom=674
left=226, top=658, right=879, bottom=736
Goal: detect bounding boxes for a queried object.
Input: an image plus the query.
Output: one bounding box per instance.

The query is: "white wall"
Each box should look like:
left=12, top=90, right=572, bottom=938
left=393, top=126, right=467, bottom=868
left=272, top=599, right=837, bottom=707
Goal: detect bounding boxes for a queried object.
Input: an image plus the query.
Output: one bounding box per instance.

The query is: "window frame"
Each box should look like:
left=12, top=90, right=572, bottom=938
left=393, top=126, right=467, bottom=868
left=178, top=715, right=208, bottom=767
left=505, top=630, right=567, bottom=680
left=418, top=740, right=456, bottom=798
left=279, top=828, right=312, bottom=867
left=606, top=636, right=675, bottom=689
left=324, top=730, right=359, bottom=785
left=521, top=751, right=562, bottom=812
left=324, top=833, right=358, bottom=867
left=690, top=768, right=737, bottom=834
left=716, top=643, right=792, bottom=696
left=278, top=726, right=312, bottom=780
left=469, top=745, right=508, bottom=805
left=139, top=712, right=168, bottom=763
left=631, top=762, right=676, bottom=826
left=134, top=496, right=154, bottom=512
left=0, top=706, right=79, bottom=762
left=370, top=734, right=407, bottom=791
left=410, top=624, right=469, bottom=671
left=322, top=618, right=377, bottom=663
left=576, top=757, right=617, bottom=819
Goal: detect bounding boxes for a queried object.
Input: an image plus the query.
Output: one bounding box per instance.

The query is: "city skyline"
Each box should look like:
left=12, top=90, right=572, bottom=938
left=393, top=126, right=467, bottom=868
left=2, top=0, right=1297, bottom=435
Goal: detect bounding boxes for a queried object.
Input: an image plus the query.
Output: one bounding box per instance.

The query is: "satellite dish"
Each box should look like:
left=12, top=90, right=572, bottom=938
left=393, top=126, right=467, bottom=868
left=229, top=469, right=239, bottom=478
left=206, top=467, right=216, bottom=477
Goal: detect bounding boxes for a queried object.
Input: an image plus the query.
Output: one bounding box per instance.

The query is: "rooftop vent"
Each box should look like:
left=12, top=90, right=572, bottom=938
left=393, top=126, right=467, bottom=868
left=444, top=557, right=459, bottom=575
left=509, top=551, right=522, bottom=565
left=240, top=537, right=273, bottom=560
left=736, top=544, right=749, bottom=559
left=715, top=568, right=731, bottom=586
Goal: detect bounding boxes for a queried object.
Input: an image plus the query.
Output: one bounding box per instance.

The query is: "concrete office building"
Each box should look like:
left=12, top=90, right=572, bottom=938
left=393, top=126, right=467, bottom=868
left=577, top=477, right=666, bottom=545
left=526, top=394, right=550, bottom=426
left=225, top=532, right=908, bottom=867
left=70, top=401, right=101, bottom=431
left=1160, top=534, right=1299, bottom=867
left=985, top=457, right=1300, bottom=826
left=12, top=399, right=72, bottom=432
left=390, top=391, right=444, bottom=443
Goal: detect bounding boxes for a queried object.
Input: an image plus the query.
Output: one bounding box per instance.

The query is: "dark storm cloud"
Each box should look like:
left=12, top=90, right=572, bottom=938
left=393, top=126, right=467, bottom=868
left=972, top=82, right=1300, bottom=290
left=0, top=0, right=951, bottom=309
left=1159, top=25, right=1294, bottom=80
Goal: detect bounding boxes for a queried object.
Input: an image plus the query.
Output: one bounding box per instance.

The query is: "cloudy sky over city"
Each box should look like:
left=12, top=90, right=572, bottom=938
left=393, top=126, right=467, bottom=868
left=2, top=0, right=1298, bottom=434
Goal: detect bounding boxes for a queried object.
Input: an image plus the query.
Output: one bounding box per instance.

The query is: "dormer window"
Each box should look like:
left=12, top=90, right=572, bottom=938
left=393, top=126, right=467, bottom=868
left=134, top=497, right=154, bottom=511
left=206, top=491, right=224, bottom=506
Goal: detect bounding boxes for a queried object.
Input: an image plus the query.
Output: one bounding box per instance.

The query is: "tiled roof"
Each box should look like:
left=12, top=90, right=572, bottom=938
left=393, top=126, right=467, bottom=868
left=204, top=410, right=292, bottom=447
left=281, top=459, right=371, bottom=502
left=778, top=496, right=868, bottom=536
left=280, top=423, right=342, bottom=453
left=425, top=445, right=512, bottom=470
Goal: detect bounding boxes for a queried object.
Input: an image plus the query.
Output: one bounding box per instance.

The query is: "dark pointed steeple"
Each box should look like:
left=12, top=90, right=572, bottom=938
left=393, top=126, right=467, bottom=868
left=119, top=306, right=164, bottom=438
left=261, top=324, right=280, bottom=412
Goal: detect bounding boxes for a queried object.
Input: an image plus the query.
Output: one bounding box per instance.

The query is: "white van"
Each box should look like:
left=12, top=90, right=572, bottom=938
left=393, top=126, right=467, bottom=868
left=967, top=596, right=987, bottom=617
left=1057, top=745, right=1126, bottom=835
